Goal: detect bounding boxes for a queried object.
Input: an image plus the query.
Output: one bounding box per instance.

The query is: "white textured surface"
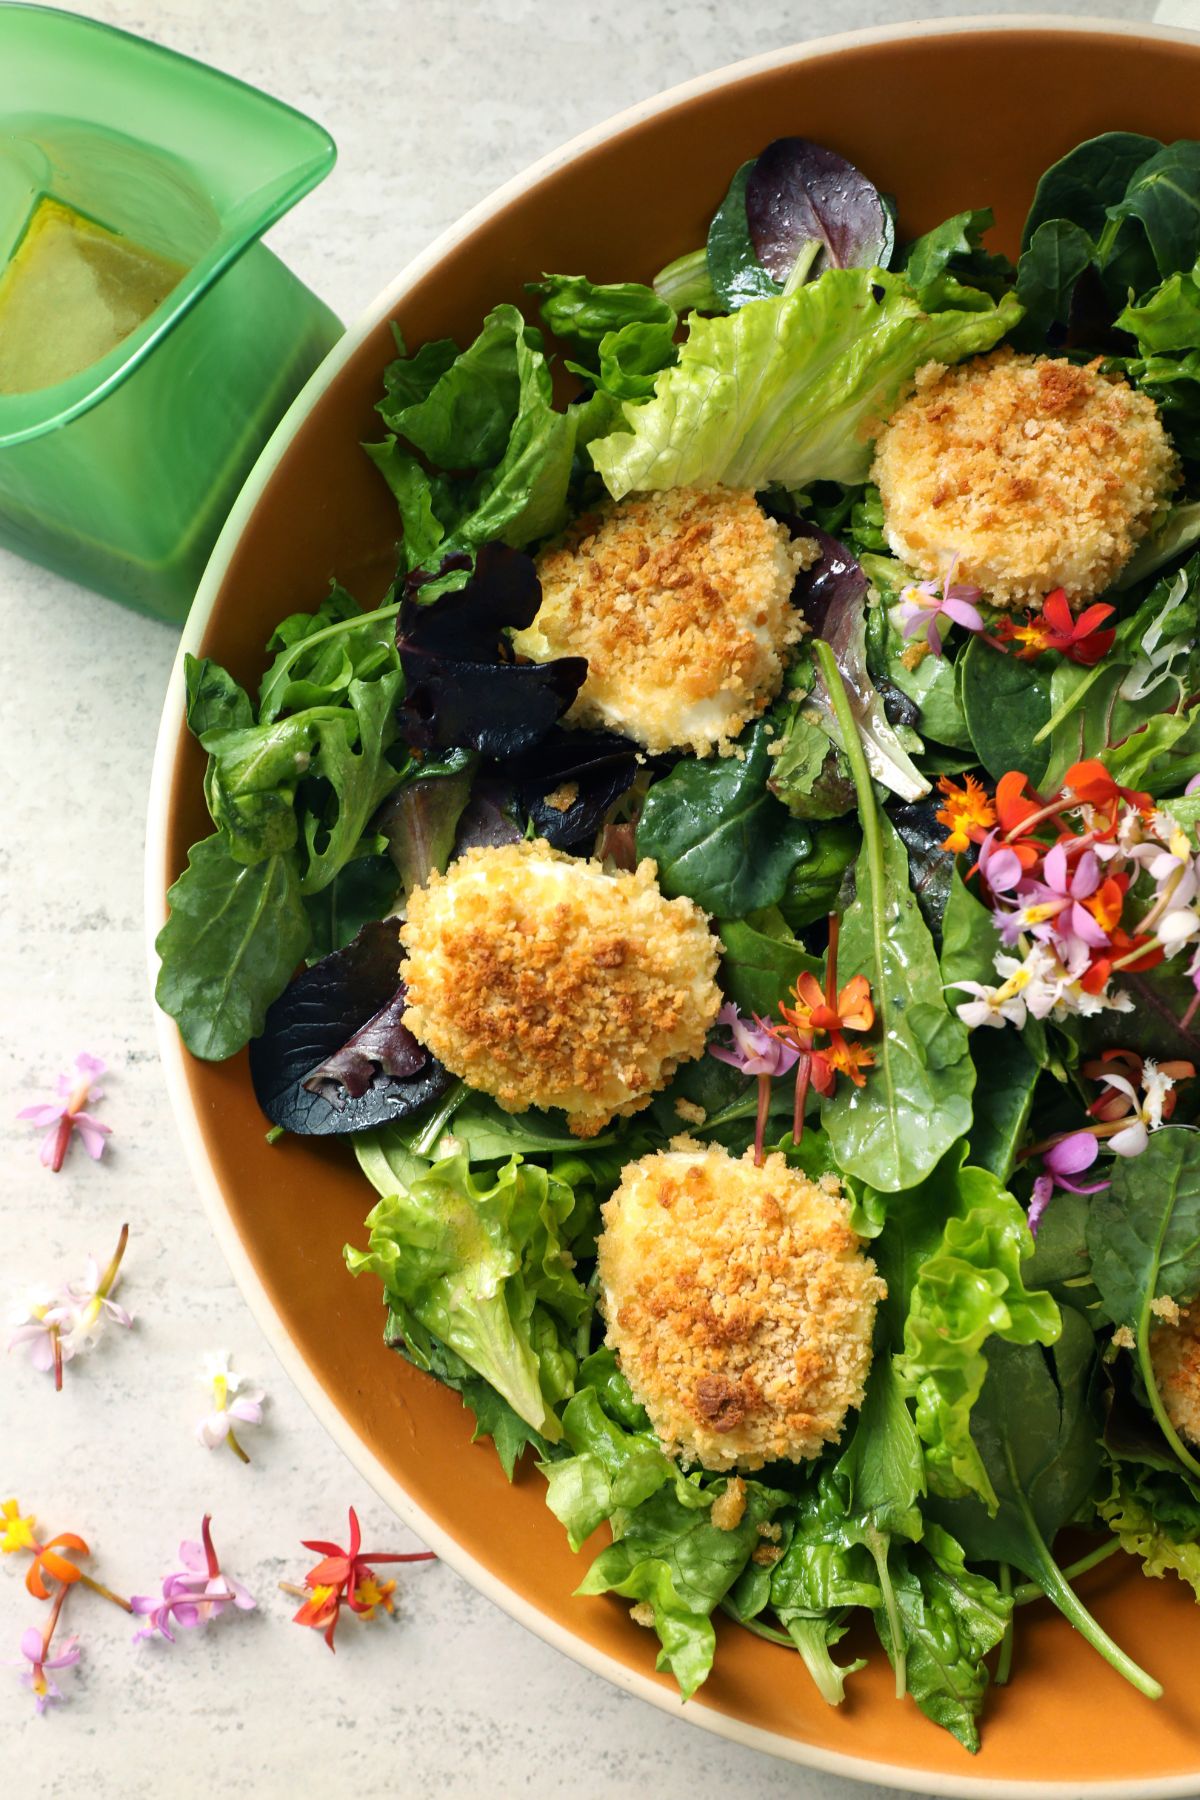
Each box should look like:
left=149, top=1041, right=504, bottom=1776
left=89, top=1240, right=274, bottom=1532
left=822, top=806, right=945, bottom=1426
left=0, top=4, right=1176, bottom=1798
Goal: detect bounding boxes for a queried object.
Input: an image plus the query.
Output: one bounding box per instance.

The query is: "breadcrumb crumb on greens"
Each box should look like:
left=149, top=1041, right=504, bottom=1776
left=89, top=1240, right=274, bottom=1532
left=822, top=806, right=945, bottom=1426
left=872, top=349, right=1179, bottom=607
left=513, top=485, right=806, bottom=757
left=596, top=1141, right=884, bottom=1471
left=1150, top=1305, right=1200, bottom=1448
left=399, top=839, right=721, bottom=1138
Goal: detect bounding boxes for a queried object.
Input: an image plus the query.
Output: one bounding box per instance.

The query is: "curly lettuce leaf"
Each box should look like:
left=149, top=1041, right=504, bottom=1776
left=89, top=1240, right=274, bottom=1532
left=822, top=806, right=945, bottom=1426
left=541, top=1386, right=704, bottom=1551
left=1098, top=1472, right=1200, bottom=1601
left=897, top=1164, right=1061, bottom=1507
left=346, top=1148, right=593, bottom=1442
left=588, top=267, right=1021, bottom=499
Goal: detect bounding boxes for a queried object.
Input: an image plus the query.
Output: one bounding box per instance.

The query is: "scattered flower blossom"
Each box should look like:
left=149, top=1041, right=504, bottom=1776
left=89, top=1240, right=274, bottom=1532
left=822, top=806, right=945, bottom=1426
left=1, top=1500, right=129, bottom=1612
left=770, top=917, right=875, bottom=1142
left=18, top=1052, right=111, bottom=1172
left=131, top=1515, right=255, bottom=1644
left=291, top=1507, right=434, bottom=1652
left=897, top=555, right=985, bottom=656
left=7, top=1224, right=132, bottom=1390
left=196, top=1352, right=265, bottom=1464
left=709, top=1003, right=798, bottom=1165
left=936, top=772, right=996, bottom=853
left=992, top=588, right=1117, bottom=666
left=1027, top=1132, right=1110, bottom=1236
left=7, top=1585, right=79, bottom=1714
left=1186, top=773, right=1200, bottom=797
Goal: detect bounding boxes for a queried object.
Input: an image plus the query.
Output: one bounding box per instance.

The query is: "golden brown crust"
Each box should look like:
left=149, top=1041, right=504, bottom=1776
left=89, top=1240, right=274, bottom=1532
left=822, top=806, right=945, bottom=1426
left=872, top=349, right=1179, bottom=606
left=597, top=1143, right=884, bottom=1471
left=399, top=840, right=721, bottom=1138
left=1150, top=1304, right=1200, bottom=1448
left=515, top=485, right=805, bottom=756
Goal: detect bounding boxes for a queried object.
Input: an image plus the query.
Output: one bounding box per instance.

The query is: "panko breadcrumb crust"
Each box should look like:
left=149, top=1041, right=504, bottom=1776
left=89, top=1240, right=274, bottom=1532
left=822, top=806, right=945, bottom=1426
left=399, top=840, right=721, bottom=1138
left=514, top=485, right=806, bottom=757
left=872, top=349, right=1179, bottom=606
left=597, top=1142, right=884, bottom=1470
left=1150, top=1304, right=1200, bottom=1448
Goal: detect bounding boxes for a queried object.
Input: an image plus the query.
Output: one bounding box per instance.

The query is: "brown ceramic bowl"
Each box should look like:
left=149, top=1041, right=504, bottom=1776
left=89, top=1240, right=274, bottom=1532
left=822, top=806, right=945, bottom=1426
left=148, top=19, right=1200, bottom=1793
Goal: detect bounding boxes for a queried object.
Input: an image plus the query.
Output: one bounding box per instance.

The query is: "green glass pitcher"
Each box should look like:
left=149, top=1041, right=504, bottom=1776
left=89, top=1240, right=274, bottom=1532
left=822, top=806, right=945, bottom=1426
left=0, top=4, right=342, bottom=622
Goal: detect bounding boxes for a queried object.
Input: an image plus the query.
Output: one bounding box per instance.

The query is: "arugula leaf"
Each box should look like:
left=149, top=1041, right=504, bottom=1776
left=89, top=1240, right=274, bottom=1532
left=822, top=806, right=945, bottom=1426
left=576, top=1479, right=786, bottom=1698
left=184, top=654, right=252, bottom=736
left=347, top=1150, right=593, bottom=1442
left=899, top=1164, right=1060, bottom=1506
left=257, top=582, right=399, bottom=723
left=815, top=644, right=974, bottom=1191
left=635, top=721, right=811, bottom=916
left=874, top=1525, right=1011, bottom=1753
left=154, top=835, right=310, bottom=1062
left=589, top=268, right=1021, bottom=500
left=1087, top=1128, right=1200, bottom=1480
left=929, top=1309, right=1162, bottom=1699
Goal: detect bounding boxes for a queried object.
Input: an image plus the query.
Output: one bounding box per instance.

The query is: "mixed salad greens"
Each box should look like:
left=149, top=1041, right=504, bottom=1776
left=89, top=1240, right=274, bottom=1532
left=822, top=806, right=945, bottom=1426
left=157, top=131, right=1200, bottom=1751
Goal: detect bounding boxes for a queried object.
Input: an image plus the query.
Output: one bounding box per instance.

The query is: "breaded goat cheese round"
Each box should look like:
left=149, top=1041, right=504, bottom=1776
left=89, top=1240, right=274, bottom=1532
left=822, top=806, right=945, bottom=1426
left=399, top=839, right=720, bottom=1138
left=1150, top=1304, right=1200, bottom=1448
left=512, top=485, right=807, bottom=757
left=872, top=350, right=1178, bottom=607
left=596, top=1143, right=884, bottom=1471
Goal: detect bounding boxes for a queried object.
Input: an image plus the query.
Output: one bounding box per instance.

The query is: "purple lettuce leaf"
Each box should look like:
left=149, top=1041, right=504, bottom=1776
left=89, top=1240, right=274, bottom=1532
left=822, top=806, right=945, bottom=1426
left=745, top=138, right=894, bottom=286
left=248, top=918, right=450, bottom=1136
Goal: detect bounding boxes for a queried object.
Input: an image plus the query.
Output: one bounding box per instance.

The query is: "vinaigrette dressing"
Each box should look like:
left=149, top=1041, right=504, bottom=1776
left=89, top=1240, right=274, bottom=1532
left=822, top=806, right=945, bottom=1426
left=0, top=197, right=184, bottom=394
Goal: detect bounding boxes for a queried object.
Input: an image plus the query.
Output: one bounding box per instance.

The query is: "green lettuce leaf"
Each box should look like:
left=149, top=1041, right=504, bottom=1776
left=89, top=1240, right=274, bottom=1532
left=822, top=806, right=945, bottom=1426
left=897, top=1161, right=1061, bottom=1506
left=1098, top=1472, right=1200, bottom=1601
left=588, top=267, right=1020, bottom=500
left=540, top=1386, right=702, bottom=1551
left=346, top=1148, right=593, bottom=1442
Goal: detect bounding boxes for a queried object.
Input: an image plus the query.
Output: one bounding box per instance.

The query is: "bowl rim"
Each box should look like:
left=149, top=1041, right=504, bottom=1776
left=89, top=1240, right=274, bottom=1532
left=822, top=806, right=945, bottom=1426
left=145, top=16, right=1200, bottom=1794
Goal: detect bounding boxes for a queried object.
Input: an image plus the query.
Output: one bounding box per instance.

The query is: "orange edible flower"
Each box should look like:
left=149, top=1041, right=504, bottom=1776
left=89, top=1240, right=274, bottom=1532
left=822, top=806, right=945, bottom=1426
left=936, top=773, right=997, bottom=853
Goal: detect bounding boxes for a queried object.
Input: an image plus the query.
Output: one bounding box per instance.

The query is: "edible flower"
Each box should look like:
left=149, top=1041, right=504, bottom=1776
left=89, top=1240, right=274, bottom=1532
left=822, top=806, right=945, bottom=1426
left=7, top=1224, right=132, bottom=1391
left=290, top=1506, right=435, bottom=1652
left=1084, top=1052, right=1194, bottom=1157
left=709, top=1004, right=798, bottom=1167
left=2, top=1499, right=130, bottom=1611
left=897, top=554, right=985, bottom=656
left=8, top=1584, right=80, bottom=1714
left=196, top=1351, right=265, bottom=1464
left=772, top=916, right=874, bottom=1141
left=17, top=1052, right=111, bottom=1172
left=131, top=1515, right=255, bottom=1644
left=993, top=589, right=1117, bottom=665
left=1028, top=1131, right=1110, bottom=1236
left=936, top=772, right=996, bottom=853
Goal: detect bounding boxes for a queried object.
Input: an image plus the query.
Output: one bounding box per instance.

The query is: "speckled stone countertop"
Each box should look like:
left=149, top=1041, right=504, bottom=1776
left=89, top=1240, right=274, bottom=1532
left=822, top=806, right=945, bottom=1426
left=1, top=3, right=1181, bottom=1797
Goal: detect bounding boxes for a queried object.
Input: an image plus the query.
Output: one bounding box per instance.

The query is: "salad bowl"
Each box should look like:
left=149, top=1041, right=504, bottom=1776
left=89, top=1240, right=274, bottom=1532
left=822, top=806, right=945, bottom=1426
left=148, top=19, right=1200, bottom=1795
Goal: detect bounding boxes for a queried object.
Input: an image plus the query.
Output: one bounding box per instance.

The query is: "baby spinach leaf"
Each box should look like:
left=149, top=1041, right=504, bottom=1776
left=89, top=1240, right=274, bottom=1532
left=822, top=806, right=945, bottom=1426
left=379, top=303, right=526, bottom=470
left=873, top=1525, right=1011, bottom=1754
left=1013, top=219, right=1095, bottom=348
left=1087, top=1128, right=1200, bottom=1480
left=576, top=1479, right=786, bottom=1698
left=1022, top=131, right=1161, bottom=250
left=540, top=1387, right=693, bottom=1551
left=1108, top=141, right=1200, bottom=283
left=777, top=819, right=859, bottom=930
left=929, top=1310, right=1162, bottom=1698
left=635, top=721, right=811, bottom=916
left=154, top=835, right=310, bottom=1063
left=959, top=634, right=1053, bottom=785
left=716, top=910, right=822, bottom=1016
left=706, top=160, right=781, bottom=311
left=815, top=650, right=974, bottom=1190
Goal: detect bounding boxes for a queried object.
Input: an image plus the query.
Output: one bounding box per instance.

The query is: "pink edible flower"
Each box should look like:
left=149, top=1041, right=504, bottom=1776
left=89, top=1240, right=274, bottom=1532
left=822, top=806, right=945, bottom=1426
left=709, top=1003, right=799, bottom=1167
left=18, top=1053, right=111, bottom=1173
left=975, top=829, right=1025, bottom=902
left=196, top=1351, right=265, bottom=1463
left=7, top=1224, right=132, bottom=1391
left=6, top=1582, right=81, bottom=1714
left=1028, top=1131, right=1109, bottom=1235
left=131, top=1515, right=255, bottom=1645
left=897, top=555, right=985, bottom=656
